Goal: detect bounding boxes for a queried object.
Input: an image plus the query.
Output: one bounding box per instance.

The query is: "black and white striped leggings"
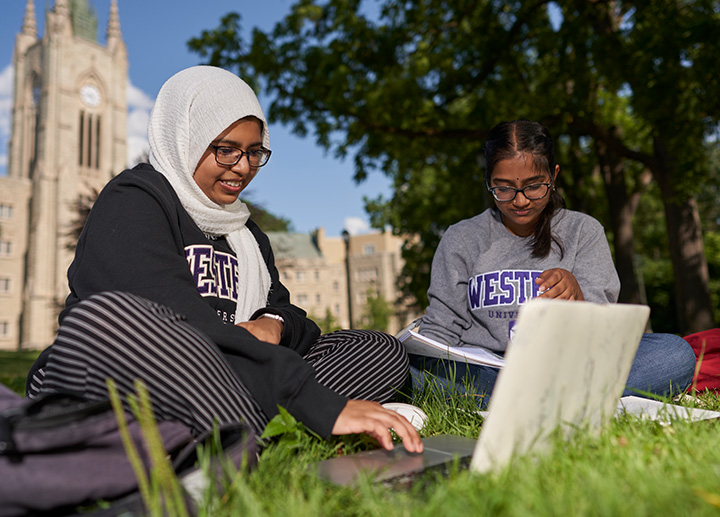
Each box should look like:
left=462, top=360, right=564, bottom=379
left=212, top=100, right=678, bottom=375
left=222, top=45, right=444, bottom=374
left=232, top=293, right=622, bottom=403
left=27, top=291, right=408, bottom=436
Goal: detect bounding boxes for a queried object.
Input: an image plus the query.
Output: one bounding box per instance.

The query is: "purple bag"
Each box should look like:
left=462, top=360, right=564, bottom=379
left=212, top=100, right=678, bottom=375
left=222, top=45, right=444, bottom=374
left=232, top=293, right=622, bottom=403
left=0, top=384, right=257, bottom=516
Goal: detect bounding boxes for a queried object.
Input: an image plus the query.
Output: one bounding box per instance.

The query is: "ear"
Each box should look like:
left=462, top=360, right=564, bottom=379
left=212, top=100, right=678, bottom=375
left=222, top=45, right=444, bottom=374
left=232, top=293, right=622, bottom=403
left=553, top=164, right=560, bottom=182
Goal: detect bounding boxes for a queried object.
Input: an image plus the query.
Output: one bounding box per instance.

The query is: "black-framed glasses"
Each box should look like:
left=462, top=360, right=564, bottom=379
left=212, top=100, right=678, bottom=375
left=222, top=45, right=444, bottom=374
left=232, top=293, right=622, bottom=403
left=209, top=144, right=272, bottom=168
left=487, top=182, right=552, bottom=202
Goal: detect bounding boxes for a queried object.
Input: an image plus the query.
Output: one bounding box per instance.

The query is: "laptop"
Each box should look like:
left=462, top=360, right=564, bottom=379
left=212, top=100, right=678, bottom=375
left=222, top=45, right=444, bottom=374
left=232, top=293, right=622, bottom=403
left=315, top=299, right=650, bottom=484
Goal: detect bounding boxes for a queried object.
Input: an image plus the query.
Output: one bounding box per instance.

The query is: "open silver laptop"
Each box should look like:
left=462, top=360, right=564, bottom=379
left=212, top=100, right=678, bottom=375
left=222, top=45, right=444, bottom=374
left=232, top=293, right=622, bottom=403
left=315, top=299, right=649, bottom=484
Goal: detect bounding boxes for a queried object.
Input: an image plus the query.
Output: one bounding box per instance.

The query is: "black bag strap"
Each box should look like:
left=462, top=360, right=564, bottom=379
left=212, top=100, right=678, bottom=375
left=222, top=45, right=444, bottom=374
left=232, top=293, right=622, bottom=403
left=0, top=394, right=112, bottom=457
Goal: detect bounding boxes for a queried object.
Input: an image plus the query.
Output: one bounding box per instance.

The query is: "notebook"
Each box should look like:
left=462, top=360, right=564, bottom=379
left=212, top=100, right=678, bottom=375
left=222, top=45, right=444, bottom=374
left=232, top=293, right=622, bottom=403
left=314, top=299, right=649, bottom=484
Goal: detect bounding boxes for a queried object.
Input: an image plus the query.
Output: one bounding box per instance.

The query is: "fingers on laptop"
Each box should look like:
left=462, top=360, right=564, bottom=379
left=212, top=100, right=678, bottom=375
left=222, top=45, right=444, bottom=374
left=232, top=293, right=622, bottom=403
left=332, top=399, right=424, bottom=453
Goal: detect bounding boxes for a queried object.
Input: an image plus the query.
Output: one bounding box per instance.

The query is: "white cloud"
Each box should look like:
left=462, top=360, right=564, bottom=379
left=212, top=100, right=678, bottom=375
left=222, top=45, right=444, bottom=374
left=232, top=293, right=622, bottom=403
left=126, top=108, right=149, bottom=166
left=0, top=64, right=13, bottom=98
left=126, top=80, right=154, bottom=111
left=127, top=134, right=149, bottom=167
left=0, top=65, right=14, bottom=138
left=343, top=216, right=370, bottom=236
left=125, top=79, right=153, bottom=166
left=0, top=64, right=14, bottom=175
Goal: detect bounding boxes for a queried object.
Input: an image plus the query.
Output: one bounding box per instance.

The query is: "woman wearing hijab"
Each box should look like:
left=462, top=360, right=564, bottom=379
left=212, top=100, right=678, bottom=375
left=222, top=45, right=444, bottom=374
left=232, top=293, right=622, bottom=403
left=26, top=66, right=422, bottom=452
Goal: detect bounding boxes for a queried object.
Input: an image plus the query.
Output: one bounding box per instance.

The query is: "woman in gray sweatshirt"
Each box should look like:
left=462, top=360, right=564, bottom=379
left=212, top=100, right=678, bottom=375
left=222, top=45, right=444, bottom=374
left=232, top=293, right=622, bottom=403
left=413, top=119, right=696, bottom=408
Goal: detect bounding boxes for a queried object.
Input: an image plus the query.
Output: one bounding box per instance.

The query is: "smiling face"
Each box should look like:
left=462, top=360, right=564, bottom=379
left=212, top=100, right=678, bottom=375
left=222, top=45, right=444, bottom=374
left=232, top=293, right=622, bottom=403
left=489, top=154, right=559, bottom=237
left=192, top=117, right=264, bottom=206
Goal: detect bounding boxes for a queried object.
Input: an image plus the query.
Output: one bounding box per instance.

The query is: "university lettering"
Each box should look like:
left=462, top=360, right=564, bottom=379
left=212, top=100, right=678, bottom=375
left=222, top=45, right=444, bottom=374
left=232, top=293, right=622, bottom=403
left=468, top=269, right=543, bottom=310
left=185, top=245, right=238, bottom=301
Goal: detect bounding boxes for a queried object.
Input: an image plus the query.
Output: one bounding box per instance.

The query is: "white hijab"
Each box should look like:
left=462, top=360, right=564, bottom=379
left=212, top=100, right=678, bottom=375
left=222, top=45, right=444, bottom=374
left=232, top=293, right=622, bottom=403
left=147, top=66, right=271, bottom=323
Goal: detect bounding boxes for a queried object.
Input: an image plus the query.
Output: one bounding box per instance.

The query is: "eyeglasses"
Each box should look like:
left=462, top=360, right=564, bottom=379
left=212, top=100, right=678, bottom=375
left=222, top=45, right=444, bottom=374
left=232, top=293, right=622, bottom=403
left=209, top=144, right=272, bottom=168
left=487, top=182, right=552, bottom=202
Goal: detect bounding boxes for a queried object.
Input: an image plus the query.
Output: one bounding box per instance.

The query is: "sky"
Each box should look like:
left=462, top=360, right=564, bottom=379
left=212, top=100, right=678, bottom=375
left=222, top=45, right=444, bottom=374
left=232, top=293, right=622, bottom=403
left=0, top=0, right=392, bottom=237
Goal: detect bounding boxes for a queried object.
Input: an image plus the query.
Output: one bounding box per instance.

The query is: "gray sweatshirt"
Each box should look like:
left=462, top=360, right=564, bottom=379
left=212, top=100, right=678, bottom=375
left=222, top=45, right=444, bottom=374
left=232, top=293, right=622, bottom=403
left=420, top=208, right=620, bottom=354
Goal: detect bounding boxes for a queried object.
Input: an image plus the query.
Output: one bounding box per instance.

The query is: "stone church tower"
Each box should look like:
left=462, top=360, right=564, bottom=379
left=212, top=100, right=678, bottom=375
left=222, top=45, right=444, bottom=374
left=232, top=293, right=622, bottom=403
left=0, top=0, right=127, bottom=349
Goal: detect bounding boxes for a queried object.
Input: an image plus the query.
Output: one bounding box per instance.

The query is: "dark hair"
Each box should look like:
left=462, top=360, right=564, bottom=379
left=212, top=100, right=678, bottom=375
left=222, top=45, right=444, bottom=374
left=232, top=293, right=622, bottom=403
left=483, top=119, right=565, bottom=259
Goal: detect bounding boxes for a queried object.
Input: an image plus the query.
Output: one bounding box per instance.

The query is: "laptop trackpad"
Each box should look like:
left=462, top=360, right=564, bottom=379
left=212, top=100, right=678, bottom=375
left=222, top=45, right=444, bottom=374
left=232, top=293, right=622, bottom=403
left=315, top=435, right=476, bottom=485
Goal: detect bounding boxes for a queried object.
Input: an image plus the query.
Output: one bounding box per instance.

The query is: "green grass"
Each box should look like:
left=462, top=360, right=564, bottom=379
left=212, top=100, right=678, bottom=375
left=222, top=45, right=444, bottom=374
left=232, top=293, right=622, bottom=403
left=190, top=380, right=720, bottom=517
left=0, top=349, right=40, bottom=394
left=4, top=350, right=720, bottom=516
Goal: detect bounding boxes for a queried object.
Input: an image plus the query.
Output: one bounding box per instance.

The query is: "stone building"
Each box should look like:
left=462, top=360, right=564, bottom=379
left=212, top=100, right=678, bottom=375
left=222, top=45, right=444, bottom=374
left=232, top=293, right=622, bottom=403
left=268, top=227, right=420, bottom=335
left=0, top=0, right=417, bottom=349
left=0, top=0, right=127, bottom=350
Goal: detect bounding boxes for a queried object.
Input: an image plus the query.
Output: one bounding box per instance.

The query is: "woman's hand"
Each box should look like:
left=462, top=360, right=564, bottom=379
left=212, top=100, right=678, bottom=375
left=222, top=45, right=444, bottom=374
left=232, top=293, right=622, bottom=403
left=536, top=268, right=585, bottom=301
left=236, top=318, right=282, bottom=345
left=331, top=399, right=424, bottom=453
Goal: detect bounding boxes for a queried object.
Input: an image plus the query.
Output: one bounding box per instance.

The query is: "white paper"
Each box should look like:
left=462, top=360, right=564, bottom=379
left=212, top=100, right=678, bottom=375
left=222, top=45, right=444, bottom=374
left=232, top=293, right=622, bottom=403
left=399, top=329, right=506, bottom=369
left=617, top=396, right=720, bottom=425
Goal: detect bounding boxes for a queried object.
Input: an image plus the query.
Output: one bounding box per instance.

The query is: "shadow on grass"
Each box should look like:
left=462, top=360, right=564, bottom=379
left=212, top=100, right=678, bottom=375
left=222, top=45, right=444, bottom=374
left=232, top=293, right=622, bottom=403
left=0, top=349, right=41, bottom=395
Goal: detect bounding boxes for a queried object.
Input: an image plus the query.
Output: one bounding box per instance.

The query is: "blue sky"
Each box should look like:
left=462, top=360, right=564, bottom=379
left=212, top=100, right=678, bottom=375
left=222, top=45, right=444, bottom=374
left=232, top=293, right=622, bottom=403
left=0, top=0, right=392, bottom=236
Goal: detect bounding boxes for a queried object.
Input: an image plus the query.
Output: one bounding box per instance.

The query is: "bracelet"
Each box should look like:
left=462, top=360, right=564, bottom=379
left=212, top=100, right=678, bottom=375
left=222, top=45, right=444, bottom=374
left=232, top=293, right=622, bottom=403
left=258, top=313, right=284, bottom=325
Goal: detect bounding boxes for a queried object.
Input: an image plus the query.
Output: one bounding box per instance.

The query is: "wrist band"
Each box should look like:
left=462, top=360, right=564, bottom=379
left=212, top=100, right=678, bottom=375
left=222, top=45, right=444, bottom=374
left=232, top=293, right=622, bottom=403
left=258, top=313, right=284, bottom=324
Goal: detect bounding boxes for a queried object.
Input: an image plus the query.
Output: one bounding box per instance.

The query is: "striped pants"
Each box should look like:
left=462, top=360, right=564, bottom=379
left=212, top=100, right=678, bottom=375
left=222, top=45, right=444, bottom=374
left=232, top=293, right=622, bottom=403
left=27, top=291, right=408, bottom=436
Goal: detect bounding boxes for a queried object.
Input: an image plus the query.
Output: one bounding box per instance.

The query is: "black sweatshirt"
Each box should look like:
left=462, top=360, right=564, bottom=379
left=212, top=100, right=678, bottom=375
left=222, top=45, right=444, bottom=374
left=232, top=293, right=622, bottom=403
left=49, top=164, right=348, bottom=437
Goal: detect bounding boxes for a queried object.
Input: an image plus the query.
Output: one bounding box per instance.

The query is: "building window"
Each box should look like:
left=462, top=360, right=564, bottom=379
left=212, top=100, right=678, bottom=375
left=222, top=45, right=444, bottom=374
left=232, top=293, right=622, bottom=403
left=333, top=281, right=339, bottom=292
left=0, top=277, right=10, bottom=293
left=315, top=294, right=321, bottom=304
left=0, top=204, right=13, bottom=219
left=297, top=294, right=308, bottom=305
left=314, top=270, right=320, bottom=281
left=296, top=271, right=306, bottom=282
left=283, top=271, right=291, bottom=281
left=363, top=244, right=375, bottom=256
left=0, top=241, right=12, bottom=257
left=334, top=304, right=340, bottom=315
left=357, top=267, right=378, bottom=282
left=79, top=110, right=101, bottom=170
left=0, top=321, right=8, bottom=338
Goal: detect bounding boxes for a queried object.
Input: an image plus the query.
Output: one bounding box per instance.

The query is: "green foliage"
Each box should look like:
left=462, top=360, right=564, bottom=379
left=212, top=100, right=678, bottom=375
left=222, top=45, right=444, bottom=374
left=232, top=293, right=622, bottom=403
left=359, top=288, right=394, bottom=331
left=704, top=231, right=720, bottom=325
left=201, top=389, right=720, bottom=515
left=261, top=405, right=321, bottom=449
left=311, top=308, right=342, bottom=334
left=243, top=198, right=293, bottom=232
left=188, top=0, right=720, bottom=324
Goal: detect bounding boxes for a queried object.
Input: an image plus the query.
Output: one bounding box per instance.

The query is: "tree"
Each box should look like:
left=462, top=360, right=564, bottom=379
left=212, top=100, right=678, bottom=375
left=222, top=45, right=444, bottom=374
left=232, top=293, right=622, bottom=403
left=359, top=288, right=394, bottom=331
left=188, top=0, right=562, bottom=310
left=561, top=0, right=720, bottom=332
left=188, top=0, right=720, bottom=332
left=311, top=308, right=342, bottom=334
left=244, top=199, right=293, bottom=232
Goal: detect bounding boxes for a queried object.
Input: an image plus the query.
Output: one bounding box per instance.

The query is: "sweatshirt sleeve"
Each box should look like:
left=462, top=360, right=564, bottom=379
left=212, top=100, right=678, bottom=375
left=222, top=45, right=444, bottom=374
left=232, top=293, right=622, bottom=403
left=569, top=216, right=621, bottom=304
left=419, top=226, right=472, bottom=347
left=63, top=168, right=346, bottom=437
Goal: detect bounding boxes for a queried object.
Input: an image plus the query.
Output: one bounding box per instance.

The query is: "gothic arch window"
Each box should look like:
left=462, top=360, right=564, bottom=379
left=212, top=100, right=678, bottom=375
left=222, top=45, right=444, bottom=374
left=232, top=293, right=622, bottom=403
left=24, top=74, right=42, bottom=178
left=78, top=83, right=103, bottom=173
left=78, top=110, right=101, bottom=170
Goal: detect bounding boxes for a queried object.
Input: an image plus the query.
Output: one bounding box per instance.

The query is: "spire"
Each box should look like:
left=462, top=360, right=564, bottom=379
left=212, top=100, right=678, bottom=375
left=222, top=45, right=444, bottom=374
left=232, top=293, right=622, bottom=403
left=22, top=0, right=38, bottom=38
left=106, top=0, right=125, bottom=54
left=54, top=0, right=70, bottom=17
left=68, top=0, right=98, bottom=41
left=106, top=0, right=122, bottom=42
left=49, top=0, right=72, bottom=36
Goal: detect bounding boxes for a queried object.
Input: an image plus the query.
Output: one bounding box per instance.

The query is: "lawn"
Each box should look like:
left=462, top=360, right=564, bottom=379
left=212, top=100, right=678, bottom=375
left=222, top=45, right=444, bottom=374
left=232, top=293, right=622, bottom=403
left=0, top=349, right=40, bottom=395
left=204, top=389, right=720, bottom=517
left=3, top=349, right=720, bottom=516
